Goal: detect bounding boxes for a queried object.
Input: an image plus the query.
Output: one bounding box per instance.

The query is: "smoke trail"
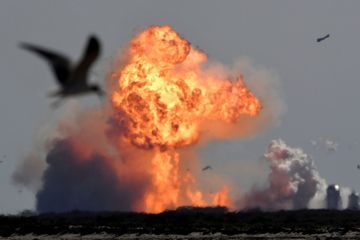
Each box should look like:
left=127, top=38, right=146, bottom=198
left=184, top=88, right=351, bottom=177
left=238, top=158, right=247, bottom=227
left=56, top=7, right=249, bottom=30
left=237, top=139, right=327, bottom=210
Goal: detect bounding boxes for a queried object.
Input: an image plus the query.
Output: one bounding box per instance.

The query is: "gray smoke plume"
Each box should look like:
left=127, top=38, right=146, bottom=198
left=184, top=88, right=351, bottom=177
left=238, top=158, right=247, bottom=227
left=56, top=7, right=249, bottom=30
left=12, top=153, right=46, bottom=193
left=238, top=139, right=327, bottom=210
left=35, top=139, right=150, bottom=213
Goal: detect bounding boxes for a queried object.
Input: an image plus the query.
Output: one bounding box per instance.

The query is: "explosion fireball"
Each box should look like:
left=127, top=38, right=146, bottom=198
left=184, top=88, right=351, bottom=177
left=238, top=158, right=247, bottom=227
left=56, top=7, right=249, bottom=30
left=110, top=26, right=261, bottom=212
left=112, top=26, right=261, bottom=149
left=14, top=25, right=353, bottom=213
left=15, top=25, right=271, bottom=214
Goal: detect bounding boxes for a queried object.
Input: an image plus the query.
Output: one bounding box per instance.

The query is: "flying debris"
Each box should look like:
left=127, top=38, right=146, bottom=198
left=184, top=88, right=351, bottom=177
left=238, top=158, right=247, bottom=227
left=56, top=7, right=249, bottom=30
left=317, top=34, right=330, bottom=43
left=310, top=139, right=317, bottom=147
left=202, top=165, right=212, bottom=171
left=310, top=139, right=320, bottom=150
left=310, top=138, right=338, bottom=152
left=325, top=139, right=338, bottom=152
left=20, top=35, right=105, bottom=108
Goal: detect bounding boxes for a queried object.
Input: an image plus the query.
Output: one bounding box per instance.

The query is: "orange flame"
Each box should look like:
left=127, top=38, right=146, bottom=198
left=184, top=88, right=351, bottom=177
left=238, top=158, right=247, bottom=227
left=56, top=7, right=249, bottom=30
left=111, top=25, right=261, bottom=213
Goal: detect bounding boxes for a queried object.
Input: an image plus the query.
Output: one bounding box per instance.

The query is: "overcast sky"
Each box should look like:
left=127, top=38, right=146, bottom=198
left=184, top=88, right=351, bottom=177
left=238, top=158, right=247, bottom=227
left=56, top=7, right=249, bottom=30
left=1, top=0, right=360, bottom=213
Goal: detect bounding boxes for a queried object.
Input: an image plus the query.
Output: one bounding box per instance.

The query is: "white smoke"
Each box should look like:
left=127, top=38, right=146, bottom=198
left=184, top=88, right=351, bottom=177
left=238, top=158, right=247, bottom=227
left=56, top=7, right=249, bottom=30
left=238, top=139, right=327, bottom=210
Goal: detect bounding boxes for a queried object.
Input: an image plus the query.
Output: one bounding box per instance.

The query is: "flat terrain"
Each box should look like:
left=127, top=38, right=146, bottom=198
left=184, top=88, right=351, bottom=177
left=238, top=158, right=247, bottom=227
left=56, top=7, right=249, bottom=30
left=1, top=207, right=360, bottom=239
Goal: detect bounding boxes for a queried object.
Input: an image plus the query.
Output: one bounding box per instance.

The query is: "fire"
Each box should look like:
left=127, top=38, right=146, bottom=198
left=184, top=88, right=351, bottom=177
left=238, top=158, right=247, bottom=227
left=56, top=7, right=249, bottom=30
left=111, top=25, right=261, bottom=213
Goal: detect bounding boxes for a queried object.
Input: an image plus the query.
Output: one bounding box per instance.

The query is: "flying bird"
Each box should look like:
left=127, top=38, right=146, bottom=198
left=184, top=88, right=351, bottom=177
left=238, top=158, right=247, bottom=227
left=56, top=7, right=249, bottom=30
left=202, top=165, right=212, bottom=171
left=317, top=34, right=330, bottom=43
left=357, top=164, right=360, bottom=170
left=20, top=35, right=104, bottom=107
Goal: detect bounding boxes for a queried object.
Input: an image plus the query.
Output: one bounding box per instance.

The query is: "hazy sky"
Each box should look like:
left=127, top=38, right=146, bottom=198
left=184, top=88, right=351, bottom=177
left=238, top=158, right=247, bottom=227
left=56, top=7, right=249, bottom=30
left=1, top=0, right=360, bottom=213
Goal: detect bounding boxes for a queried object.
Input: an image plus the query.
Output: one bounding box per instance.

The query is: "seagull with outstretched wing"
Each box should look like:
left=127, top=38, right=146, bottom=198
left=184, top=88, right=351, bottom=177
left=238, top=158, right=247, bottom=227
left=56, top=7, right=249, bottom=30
left=20, top=35, right=104, bottom=108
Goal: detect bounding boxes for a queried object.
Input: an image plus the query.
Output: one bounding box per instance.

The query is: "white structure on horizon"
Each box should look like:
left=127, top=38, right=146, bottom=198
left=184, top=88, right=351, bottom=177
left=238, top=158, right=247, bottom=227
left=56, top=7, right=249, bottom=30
left=347, top=191, right=359, bottom=210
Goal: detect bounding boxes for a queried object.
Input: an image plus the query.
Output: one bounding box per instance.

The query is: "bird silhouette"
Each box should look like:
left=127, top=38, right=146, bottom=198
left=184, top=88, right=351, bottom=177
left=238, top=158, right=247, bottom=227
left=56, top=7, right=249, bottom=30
left=20, top=35, right=105, bottom=108
left=202, top=165, right=212, bottom=171
left=316, top=34, right=330, bottom=43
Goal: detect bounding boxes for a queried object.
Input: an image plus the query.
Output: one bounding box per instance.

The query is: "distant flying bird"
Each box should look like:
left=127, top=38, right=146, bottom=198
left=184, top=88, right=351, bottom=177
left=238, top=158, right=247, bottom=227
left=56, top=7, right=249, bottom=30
left=317, top=34, right=330, bottom=43
left=20, top=35, right=104, bottom=107
left=357, top=164, right=360, bottom=170
left=202, top=165, right=212, bottom=171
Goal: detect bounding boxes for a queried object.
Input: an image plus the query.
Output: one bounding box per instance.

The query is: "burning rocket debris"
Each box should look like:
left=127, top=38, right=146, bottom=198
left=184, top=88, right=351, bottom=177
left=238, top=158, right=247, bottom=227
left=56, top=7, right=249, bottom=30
left=14, top=25, right=284, bottom=213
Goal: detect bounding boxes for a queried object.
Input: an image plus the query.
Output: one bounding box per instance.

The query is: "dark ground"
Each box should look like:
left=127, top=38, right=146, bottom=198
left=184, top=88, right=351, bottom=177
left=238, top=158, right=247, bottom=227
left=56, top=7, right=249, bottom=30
left=1, top=207, right=360, bottom=239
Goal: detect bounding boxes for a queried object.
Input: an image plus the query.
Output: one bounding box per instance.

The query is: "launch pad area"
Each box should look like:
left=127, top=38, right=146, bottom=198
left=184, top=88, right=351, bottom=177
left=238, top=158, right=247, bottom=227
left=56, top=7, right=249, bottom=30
left=1, top=207, right=360, bottom=239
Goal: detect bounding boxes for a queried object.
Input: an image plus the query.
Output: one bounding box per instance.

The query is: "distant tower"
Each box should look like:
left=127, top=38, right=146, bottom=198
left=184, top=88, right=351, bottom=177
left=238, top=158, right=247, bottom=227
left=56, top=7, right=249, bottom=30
left=326, top=184, right=341, bottom=209
left=347, top=191, right=359, bottom=210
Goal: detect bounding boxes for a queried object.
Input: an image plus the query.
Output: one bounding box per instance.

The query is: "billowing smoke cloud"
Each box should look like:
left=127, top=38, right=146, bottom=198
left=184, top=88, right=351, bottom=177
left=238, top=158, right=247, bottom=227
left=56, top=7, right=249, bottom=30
left=36, top=139, right=149, bottom=212
left=15, top=24, right=345, bottom=213
left=12, top=152, right=46, bottom=193
left=13, top=25, right=286, bottom=213
left=237, top=139, right=327, bottom=210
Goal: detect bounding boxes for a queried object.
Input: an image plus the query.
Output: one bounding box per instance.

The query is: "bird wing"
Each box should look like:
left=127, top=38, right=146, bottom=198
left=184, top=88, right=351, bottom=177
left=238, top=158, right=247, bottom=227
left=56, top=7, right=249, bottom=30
left=72, top=35, right=101, bottom=86
left=202, top=166, right=212, bottom=171
left=19, top=43, right=72, bottom=87
left=317, top=34, right=330, bottom=42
